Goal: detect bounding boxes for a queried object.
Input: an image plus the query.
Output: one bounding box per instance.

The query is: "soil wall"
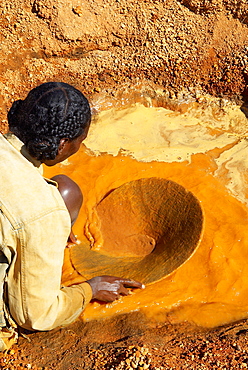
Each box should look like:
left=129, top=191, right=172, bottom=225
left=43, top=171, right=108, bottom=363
left=0, top=0, right=247, bottom=132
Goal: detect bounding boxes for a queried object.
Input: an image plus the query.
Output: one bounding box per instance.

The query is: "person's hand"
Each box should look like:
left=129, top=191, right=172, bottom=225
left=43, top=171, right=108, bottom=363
left=67, top=229, right=77, bottom=244
left=87, top=276, right=145, bottom=302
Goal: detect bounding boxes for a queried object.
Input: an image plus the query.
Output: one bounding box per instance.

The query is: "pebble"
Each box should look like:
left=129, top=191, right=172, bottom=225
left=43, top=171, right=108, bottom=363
left=72, top=6, right=83, bottom=16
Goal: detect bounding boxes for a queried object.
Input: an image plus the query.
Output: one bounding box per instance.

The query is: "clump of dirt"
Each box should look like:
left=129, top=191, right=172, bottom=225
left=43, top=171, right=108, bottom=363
left=0, top=0, right=248, bottom=368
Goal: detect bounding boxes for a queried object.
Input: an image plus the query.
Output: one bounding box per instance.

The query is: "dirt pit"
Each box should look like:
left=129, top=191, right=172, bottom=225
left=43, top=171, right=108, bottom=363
left=0, top=0, right=248, bottom=369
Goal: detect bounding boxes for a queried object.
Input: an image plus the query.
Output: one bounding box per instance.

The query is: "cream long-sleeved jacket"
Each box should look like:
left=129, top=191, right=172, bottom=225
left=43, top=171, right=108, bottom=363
left=0, top=133, right=92, bottom=331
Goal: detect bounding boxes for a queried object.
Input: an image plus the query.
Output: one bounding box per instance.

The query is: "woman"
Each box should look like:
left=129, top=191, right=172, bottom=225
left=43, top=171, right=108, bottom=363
left=0, top=82, right=142, bottom=350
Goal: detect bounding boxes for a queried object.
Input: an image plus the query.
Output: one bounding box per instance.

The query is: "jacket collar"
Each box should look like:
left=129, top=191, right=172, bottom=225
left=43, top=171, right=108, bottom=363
left=3, top=133, right=43, bottom=173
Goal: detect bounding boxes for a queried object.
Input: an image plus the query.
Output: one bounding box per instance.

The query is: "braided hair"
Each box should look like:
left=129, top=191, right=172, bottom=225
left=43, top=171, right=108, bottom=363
left=7, top=82, right=91, bottom=161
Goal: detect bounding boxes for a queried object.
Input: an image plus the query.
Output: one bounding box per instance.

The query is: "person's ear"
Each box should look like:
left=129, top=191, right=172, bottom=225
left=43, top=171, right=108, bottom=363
left=58, top=138, right=70, bottom=155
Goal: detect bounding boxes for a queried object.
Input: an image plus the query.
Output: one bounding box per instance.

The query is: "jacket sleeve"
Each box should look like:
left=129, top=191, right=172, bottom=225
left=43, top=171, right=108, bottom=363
left=6, top=208, right=92, bottom=331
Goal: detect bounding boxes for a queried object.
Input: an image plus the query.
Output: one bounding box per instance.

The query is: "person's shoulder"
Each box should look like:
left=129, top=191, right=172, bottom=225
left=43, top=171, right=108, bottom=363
left=0, top=154, right=67, bottom=229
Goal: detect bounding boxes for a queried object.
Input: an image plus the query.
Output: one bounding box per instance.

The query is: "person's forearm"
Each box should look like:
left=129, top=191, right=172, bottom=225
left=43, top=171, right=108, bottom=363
left=8, top=271, right=92, bottom=331
left=7, top=209, right=93, bottom=331
left=17, top=283, right=92, bottom=331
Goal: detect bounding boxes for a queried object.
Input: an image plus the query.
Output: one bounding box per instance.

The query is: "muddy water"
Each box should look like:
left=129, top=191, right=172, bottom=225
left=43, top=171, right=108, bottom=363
left=44, top=94, right=248, bottom=328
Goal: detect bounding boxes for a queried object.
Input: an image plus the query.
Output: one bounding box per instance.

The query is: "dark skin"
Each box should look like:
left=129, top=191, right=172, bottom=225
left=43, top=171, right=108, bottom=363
left=87, top=276, right=143, bottom=302
left=51, top=174, right=82, bottom=244
left=43, top=130, right=89, bottom=167
left=47, top=138, right=144, bottom=302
